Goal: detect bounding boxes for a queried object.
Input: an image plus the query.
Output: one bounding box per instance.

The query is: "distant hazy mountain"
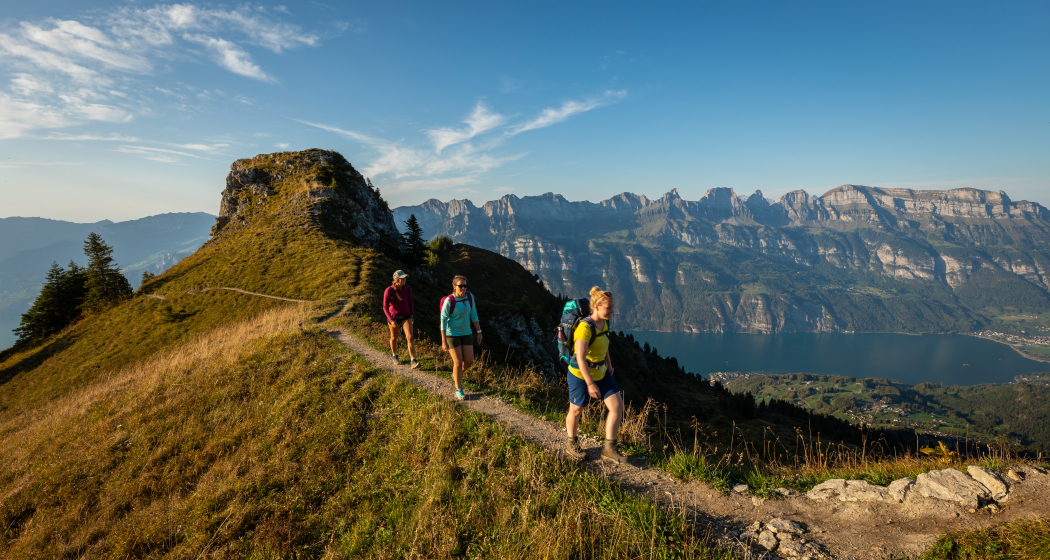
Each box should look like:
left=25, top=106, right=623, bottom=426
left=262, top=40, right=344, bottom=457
left=0, top=212, right=215, bottom=349
left=393, top=186, right=1050, bottom=334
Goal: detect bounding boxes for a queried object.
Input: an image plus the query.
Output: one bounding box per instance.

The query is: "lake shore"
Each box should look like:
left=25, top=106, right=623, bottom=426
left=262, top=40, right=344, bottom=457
left=964, top=332, right=1050, bottom=365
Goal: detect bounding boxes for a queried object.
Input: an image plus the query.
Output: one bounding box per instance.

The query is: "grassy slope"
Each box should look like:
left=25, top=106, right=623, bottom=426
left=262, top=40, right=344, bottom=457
left=0, top=312, right=728, bottom=558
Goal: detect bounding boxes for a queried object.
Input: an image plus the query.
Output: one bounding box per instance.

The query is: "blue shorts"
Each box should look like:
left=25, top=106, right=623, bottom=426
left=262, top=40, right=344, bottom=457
left=567, top=371, right=619, bottom=407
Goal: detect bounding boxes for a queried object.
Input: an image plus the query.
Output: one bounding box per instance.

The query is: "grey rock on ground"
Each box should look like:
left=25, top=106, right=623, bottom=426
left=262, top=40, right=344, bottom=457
left=888, top=477, right=914, bottom=502
left=807, top=479, right=892, bottom=502
left=733, top=483, right=749, bottom=493
left=967, top=466, right=1009, bottom=501
left=777, top=536, right=806, bottom=557
left=915, top=468, right=992, bottom=509
left=767, top=517, right=805, bottom=534
left=757, top=530, right=778, bottom=550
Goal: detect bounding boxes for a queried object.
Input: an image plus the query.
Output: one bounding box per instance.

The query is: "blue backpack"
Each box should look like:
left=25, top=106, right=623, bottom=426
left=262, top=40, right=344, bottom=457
left=555, top=298, right=608, bottom=366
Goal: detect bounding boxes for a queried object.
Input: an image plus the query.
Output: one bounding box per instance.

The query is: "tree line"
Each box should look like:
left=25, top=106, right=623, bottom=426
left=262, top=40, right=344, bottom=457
left=14, top=233, right=133, bottom=345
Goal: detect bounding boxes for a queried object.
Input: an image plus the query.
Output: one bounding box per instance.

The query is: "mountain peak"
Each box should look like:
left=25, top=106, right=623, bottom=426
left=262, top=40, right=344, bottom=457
left=213, top=149, right=400, bottom=249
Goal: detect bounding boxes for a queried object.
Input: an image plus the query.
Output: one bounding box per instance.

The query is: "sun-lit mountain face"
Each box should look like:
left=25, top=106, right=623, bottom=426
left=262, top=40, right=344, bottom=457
left=395, top=186, right=1050, bottom=333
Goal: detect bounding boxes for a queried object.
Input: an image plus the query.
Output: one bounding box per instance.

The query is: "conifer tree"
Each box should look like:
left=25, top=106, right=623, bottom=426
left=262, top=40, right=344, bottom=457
left=14, top=260, right=88, bottom=343
left=82, top=232, right=132, bottom=312
left=402, top=214, right=427, bottom=267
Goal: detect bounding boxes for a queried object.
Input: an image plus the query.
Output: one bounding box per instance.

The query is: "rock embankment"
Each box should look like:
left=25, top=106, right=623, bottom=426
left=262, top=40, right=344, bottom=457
left=806, top=465, right=1046, bottom=514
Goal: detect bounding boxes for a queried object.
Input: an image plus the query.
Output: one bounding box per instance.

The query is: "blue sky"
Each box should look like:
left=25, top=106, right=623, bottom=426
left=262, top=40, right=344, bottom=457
left=1, top=1, right=1048, bottom=222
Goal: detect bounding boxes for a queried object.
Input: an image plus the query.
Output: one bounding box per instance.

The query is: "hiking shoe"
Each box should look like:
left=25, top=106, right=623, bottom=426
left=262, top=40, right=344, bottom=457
left=455, top=388, right=466, bottom=401
left=391, top=354, right=402, bottom=366
left=410, top=358, right=420, bottom=369
left=566, top=437, right=586, bottom=462
left=601, top=439, right=627, bottom=464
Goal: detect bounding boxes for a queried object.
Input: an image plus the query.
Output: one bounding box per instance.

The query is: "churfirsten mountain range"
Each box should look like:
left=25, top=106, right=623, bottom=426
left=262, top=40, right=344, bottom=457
left=394, top=186, right=1050, bottom=334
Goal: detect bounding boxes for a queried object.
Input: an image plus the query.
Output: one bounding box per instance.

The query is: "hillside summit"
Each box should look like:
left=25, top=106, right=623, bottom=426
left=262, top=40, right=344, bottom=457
left=395, top=186, right=1050, bottom=334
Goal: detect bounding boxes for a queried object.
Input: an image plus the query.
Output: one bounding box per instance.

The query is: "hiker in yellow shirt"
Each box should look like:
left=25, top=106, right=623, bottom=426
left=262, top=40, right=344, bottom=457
left=564, top=287, right=626, bottom=463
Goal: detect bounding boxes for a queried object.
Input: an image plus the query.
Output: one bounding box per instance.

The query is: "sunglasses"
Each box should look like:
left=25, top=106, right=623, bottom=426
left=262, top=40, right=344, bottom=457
left=455, top=284, right=469, bottom=289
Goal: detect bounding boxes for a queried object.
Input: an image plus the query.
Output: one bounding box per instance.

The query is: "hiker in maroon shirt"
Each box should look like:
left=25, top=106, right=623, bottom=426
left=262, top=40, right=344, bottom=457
left=384, top=270, right=419, bottom=368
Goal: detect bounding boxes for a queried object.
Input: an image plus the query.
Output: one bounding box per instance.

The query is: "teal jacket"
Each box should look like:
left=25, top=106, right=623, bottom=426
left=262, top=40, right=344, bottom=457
left=440, top=295, right=479, bottom=337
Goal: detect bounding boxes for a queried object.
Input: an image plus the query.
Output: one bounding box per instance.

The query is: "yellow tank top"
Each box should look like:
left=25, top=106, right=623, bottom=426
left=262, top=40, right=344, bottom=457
left=568, top=319, right=610, bottom=381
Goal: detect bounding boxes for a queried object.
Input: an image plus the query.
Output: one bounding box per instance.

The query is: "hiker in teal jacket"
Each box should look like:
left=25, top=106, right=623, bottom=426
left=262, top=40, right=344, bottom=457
left=440, top=275, right=482, bottom=401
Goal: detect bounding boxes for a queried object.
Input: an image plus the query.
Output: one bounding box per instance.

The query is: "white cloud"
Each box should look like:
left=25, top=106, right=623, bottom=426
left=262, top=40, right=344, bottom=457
left=494, top=186, right=514, bottom=192
left=426, top=101, right=505, bottom=152
left=116, top=145, right=214, bottom=161
left=293, top=93, right=625, bottom=195
left=0, top=5, right=325, bottom=138
left=0, top=160, right=84, bottom=169
left=294, top=92, right=624, bottom=195
left=510, top=90, right=627, bottom=135
left=276, top=142, right=289, bottom=149
left=0, top=93, right=71, bottom=139
left=44, top=132, right=139, bottom=141
left=22, top=20, right=150, bottom=72
left=183, top=34, right=273, bottom=82
left=170, top=142, right=230, bottom=153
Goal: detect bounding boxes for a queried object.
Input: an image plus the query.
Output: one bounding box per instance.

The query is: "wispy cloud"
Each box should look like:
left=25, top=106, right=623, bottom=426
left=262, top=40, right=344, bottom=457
left=0, top=4, right=326, bottom=138
left=43, top=132, right=139, bottom=141
left=169, top=142, right=230, bottom=153
left=0, top=160, right=84, bottom=169
left=295, top=91, right=625, bottom=194
left=184, top=34, right=273, bottom=82
left=116, top=145, right=215, bottom=161
left=510, top=90, right=627, bottom=135
left=426, top=101, right=505, bottom=152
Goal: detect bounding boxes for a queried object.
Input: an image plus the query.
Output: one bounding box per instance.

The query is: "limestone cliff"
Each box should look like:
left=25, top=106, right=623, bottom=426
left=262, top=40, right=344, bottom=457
left=394, top=184, right=1050, bottom=334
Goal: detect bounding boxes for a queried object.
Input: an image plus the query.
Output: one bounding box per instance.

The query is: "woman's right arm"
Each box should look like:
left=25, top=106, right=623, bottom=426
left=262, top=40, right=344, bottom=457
left=440, top=298, right=450, bottom=349
left=382, top=287, right=392, bottom=322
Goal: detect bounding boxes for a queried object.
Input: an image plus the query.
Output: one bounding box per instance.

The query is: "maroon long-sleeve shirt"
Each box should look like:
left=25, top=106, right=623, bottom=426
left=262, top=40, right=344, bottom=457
left=383, top=285, right=414, bottom=322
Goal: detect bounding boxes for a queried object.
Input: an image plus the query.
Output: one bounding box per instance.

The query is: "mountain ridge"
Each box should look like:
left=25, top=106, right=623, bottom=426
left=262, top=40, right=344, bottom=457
left=394, top=185, right=1050, bottom=334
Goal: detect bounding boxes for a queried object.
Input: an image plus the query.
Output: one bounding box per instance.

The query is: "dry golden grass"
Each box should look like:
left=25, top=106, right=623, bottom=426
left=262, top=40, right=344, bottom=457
left=0, top=303, right=736, bottom=558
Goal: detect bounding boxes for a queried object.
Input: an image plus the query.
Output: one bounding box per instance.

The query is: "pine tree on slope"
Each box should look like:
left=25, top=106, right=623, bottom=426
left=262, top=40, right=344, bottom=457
left=402, top=214, right=427, bottom=267
left=82, top=232, right=132, bottom=312
left=14, top=260, right=89, bottom=343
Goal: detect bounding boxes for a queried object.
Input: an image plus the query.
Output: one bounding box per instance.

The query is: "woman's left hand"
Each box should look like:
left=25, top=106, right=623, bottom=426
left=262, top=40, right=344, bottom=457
left=476, top=333, right=483, bottom=345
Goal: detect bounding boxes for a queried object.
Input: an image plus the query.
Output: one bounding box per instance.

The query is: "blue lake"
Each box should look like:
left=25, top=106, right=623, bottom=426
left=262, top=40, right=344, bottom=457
left=623, top=331, right=1050, bottom=386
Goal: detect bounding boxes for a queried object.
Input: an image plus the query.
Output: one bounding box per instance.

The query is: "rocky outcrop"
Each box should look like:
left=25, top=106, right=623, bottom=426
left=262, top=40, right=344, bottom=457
left=806, top=479, right=893, bottom=502
left=213, top=150, right=401, bottom=249
left=915, top=468, right=993, bottom=509
left=967, top=466, right=1009, bottom=501
left=485, top=312, right=558, bottom=379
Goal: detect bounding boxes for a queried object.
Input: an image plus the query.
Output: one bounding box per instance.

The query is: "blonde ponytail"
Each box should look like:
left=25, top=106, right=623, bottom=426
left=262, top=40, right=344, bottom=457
left=589, top=286, right=612, bottom=310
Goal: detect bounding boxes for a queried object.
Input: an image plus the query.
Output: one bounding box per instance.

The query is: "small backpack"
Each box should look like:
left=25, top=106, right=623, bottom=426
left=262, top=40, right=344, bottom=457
left=555, top=298, right=608, bottom=366
left=440, top=292, right=474, bottom=316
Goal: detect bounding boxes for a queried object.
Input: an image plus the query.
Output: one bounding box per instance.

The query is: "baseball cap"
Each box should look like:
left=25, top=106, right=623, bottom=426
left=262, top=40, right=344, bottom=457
left=392, top=270, right=409, bottom=280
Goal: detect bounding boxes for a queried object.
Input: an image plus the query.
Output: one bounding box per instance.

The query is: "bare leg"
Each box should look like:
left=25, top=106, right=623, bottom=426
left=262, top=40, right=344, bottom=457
left=461, top=344, right=474, bottom=369
left=447, top=344, right=464, bottom=390
left=387, top=322, right=398, bottom=355
left=603, top=392, right=624, bottom=442
left=402, top=319, right=416, bottom=360
left=565, top=403, right=584, bottom=437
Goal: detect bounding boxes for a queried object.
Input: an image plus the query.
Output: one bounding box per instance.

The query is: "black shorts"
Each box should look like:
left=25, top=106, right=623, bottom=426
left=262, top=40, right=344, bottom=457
left=447, top=334, right=472, bottom=349
left=391, top=315, right=413, bottom=327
